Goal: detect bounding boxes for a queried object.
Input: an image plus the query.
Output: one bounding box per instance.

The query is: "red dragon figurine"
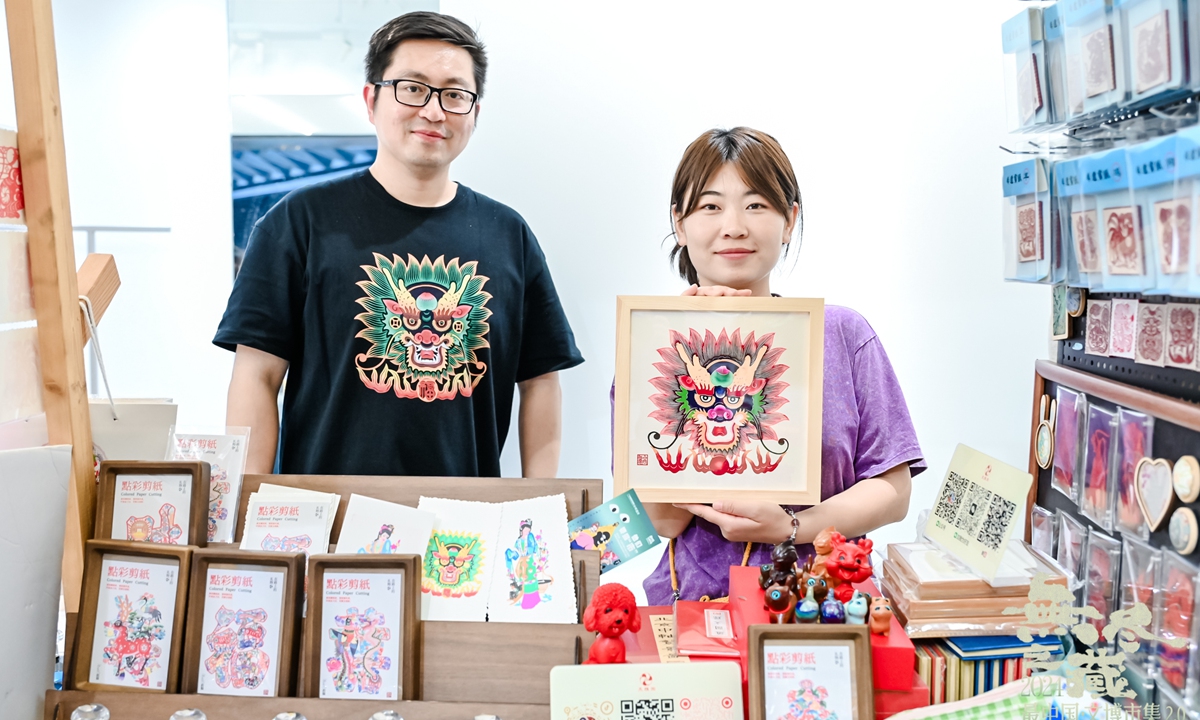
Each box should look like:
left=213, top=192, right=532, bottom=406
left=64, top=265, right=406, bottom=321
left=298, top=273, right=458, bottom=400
left=583, top=583, right=641, bottom=664
left=825, top=536, right=875, bottom=603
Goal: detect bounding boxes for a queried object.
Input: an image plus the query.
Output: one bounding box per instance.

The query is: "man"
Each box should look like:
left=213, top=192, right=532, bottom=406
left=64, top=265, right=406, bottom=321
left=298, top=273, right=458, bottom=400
left=214, top=11, right=583, bottom=478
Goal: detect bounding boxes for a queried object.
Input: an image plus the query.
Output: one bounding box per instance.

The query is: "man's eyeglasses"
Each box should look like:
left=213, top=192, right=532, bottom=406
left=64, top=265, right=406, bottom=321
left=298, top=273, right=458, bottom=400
left=375, top=79, right=478, bottom=115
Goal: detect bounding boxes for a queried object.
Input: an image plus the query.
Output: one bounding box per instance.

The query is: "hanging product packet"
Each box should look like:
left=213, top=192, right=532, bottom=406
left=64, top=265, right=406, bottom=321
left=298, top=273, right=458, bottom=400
left=1113, top=407, right=1153, bottom=538
left=1130, top=134, right=1180, bottom=295
left=1057, top=508, right=1090, bottom=584
left=1044, top=3, right=1069, bottom=124
left=1057, top=159, right=1098, bottom=288
left=1065, top=0, right=1128, bottom=114
left=1080, top=403, right=1117, bottom=530
left=1031, top=504, right=1058, bottom=558
left=1052, top=386, right=1086, bottom=501
left=1003, top=159, right=1053, bottom=283
left=1116, top=0, right=1191, bottom=106
left=168, top=426, right=250, bottom=544
left=1170, top=125, right=1200, bottom=299
left=1119, top=535, right=1161, bottom=672
left=1084, top=147, right=1156, bottom=293
left=1075, top=152, right=1118, bottom=290
left=1154, top=549, right=1199, bottom=695
left=1082, top=528, right=1121, bottom=637
left=1003, top=7, right=1051, bottom=130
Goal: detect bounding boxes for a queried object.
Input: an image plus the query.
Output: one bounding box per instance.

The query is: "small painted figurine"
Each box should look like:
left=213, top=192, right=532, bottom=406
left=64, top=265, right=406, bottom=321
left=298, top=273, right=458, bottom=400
left=825, top=537, right=875, bottom=603
left=795, top=586, right=820, bottom=623
left=810, top=526, right=843, bottom=578
left=758, top=540, right=799, bottom=591
left=820, top=595, right=846, bottom=624
left=583, top=583, right=641, bottom=664
left=764, top=582, right=796, bottom=624
left=845, top=590, right=870, bottom=625
left=801, top=573, right=828, bottom=605
left=869, top=596, right=894, bottom=636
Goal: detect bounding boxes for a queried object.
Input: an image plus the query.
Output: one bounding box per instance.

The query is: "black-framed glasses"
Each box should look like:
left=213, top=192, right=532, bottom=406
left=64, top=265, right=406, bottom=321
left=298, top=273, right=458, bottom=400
left=375, top=79, right=478, bottom=114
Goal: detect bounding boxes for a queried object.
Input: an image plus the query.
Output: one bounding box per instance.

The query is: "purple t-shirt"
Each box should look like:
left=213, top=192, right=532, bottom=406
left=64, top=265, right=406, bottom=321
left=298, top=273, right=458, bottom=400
left=616, top=305, right=926, bottom=605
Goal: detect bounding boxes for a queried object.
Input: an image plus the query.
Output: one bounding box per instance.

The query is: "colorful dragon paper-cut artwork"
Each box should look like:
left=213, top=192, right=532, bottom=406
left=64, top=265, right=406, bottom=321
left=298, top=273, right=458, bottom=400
left=354, top=254, right=492, bottom=403
left=203, top=606, right=271, bottom=691
left=101, top=593, right=166, bottom=687
left=648, top=329, right=790, bottom=475
left=422, top=532, right=485, bottom=597
left=326, top=606, right=393, bottom=695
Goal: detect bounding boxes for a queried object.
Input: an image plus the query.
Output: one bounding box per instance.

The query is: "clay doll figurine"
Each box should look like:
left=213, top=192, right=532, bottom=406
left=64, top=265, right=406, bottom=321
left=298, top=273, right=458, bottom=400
left=810, top=526, right=844, bottom=578
left=869, top=596, right=894, bottom=636
left=799, top=563, right=829, bottom=604
left=794, top=585, right=820, bottom=623
left=820, top=594, right=846, bottom=624
left=583, top=583, right=642, bottom=664
left=845, top=590, right=870, bottom=625
left=825, top=537, right=875, bottom=603
left=758, top=540, right=799, bottom=591
left=765, top=583, right=797, bottom=624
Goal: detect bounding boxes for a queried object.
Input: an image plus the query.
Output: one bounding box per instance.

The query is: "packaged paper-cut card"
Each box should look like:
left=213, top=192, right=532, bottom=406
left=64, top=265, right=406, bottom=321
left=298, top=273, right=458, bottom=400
left=1082, top=528, right=1121, bottom=635
left=1109, top=299, right=1139, bottom=359
left=487, top=494, right=577, bottom=624
left=1134, top=304, right=1166, bottom=366
left=1165, top=304, right=1199, bottom=369
left=1114, top=408, right=1153, bottom=538
left=1057, top=509, right=1089, bottom=581
left=335, top=494, right=435, bottom=557
left=168, top=427, right=250, bottom=543
left=240, top=496, right=333, bottom=558
left=1080, top=404, right=1117, bottom=530
left=1155, top=550, right=1198, bottom=693
left=568, top=489, right=659, bottom=573
left=319, top=571, right=403, bottom=698
left=1052, top=387, right=1085, bottom=502
left=0, top=127, right=24, bottom=224
left=195, top=565, right=286, bottom=696
left=417, top=496, right=502, bottom=622
left=97, top=461, right=209, bottom=547
left=89, top=554, right=181, bottom=690
left=1085, top=300, right=1112, bottom=356
left=1120, top=536, right=1161, bottom=671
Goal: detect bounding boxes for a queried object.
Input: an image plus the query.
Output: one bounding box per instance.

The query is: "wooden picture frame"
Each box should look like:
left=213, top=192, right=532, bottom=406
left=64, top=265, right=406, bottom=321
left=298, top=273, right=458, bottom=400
left=748, top=624, right=873, bottom=720
left=180, top=547, right=304, bottom=697
left=95, top=460, right=210, bottom=547
left=71, top=539, right=192, bottom=693
left=613, top=295, right=825, bottom=505
left=303, top=554, right=422, bottom=700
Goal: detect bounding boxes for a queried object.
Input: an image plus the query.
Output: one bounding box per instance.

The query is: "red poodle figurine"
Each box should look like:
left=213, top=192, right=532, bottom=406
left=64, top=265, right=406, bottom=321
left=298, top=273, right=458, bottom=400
left=583, top=583, right=641, bottom=664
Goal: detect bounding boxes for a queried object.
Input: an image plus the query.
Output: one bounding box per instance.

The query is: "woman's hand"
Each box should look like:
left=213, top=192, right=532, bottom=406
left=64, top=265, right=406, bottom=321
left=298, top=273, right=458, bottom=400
left=674, top=501, right=793, bottom=543
left=682, top=285, right=752, bottom=297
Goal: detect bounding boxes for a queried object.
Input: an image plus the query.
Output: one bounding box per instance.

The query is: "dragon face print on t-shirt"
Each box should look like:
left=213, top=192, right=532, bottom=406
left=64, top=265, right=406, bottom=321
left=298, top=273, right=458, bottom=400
left=354, top=253, right=492, bottom=402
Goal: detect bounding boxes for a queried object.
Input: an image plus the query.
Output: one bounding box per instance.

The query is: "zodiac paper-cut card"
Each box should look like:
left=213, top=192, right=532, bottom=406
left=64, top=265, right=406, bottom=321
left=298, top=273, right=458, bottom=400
left=486, top=494, right=577, bottom=624
left=319, top=570, right=404, bottom=699
left=614, top=297, right=824, bottom=506
left=335, top=494, right=436, bottom=557
left=416, top=497, right=502, bottom=622
left=111, top=474, right=193, bottom=545
left=196, top=565, right=285, bottom=696
left=89, top=555, right=179, bottom=690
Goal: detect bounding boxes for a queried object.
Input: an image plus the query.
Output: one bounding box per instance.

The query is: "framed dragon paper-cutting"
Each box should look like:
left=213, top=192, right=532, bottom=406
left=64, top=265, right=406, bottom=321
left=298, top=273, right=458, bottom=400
left=613, top=296, right=824, bottom=505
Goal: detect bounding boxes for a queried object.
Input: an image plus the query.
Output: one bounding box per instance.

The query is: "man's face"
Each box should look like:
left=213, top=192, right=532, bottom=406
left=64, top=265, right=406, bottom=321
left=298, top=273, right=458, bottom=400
left=366, top=38, right=478, bottom=174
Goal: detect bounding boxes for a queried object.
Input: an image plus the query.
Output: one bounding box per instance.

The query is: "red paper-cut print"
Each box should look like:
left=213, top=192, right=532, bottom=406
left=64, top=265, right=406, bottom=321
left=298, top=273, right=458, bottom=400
left=1104, top=206, right=1145, bottom=275
left=1135, top=304, right=1165, bottom=367
left=1135, top=10, right=1171, bottom=95
left=1166, top=303, right=1198, bottom=369
left=1084, top=25, right=1117, bottom=98
left=1085, top=300, right=1112, bottom=356
left=1016, top=201, right=1042, bottom=262
left=1017, top=54, right=1043, bottom=125
left=1110, top=299, right=1139, bottom=359
left=1072, top=210, right=1102, bottom=273
left=0, top=143, right=23, bottom=220
left=1154, top=198, right=1190, bottom=275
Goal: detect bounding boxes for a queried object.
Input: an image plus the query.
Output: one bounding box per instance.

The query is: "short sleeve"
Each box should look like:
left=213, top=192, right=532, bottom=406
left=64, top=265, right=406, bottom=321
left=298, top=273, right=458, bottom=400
left=212, top=209, right=305, bottom=361
left=852, top=334, right=926, bottom=480
left=515, top=227, right=584, bottom=382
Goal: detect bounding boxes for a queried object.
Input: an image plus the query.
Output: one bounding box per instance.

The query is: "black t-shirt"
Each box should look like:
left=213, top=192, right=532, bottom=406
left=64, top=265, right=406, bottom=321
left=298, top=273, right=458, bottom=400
left=213, top=170, right=584, bottom=476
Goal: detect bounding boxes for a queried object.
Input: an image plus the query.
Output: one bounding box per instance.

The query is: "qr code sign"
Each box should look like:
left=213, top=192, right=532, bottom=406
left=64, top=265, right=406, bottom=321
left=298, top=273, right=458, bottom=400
left=976, top=493, right=1017, bottom=551
left=621, top=698, right=675, bottom=720
left=637, top=454, right=649, bottom=466
left=953, top=481, right=993, bottom=536
left=933, top=471, right=968, bottom=524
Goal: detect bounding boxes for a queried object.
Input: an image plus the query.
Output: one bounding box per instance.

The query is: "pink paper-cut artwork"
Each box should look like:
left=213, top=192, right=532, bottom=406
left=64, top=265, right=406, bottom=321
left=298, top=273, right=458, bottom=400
left=1084, top=25, right=1117, bottom=98
left=1017, top=54, right=1043, bottom=125
left=1166, top=304, right=1199, bottom=369
left=1135, top=10, right=1171, bottom=94
left=1073, top=210, right=1102, bottom=273
left=1016, top=201, right=1043, bottom=262
left=1104, top=206, right=1145, bottom=275
left=0, top=139, right=23, bottom=222
left=1085, top=300, right=1112, bottom=356
left=1154, top=198, right=1191, bottom=275
left=204, top=606, right=272, bottom=691
left=1135, top=304, right=1166, bottom=367
left=1110, top=299, right=1139, bottom=359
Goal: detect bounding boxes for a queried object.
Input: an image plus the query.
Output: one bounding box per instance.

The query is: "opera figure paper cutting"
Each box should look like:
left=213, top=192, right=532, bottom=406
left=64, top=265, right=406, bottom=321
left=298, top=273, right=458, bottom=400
left=319, top=571, right=403, bottom=699
left=335, top=494, right=436, bottom=557
left=486, top=495, right=577, bottom=624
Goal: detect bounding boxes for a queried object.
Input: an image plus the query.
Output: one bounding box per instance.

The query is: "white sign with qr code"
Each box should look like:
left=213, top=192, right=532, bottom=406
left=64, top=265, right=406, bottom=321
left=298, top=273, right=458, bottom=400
left=550, top=662, right=742, bottom=720
left=704, top=608, right=733, bottom=639
left=926, top=443, right=1032, bottom=583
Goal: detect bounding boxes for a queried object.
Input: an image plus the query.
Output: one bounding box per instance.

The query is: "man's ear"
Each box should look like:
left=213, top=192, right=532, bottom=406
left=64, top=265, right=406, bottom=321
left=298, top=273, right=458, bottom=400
left=364, top=84, right=377, bottom=125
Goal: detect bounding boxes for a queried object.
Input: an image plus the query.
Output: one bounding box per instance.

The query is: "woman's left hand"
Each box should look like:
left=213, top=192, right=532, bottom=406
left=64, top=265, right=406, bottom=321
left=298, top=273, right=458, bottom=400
left=674, top=501, right=792, bottom=543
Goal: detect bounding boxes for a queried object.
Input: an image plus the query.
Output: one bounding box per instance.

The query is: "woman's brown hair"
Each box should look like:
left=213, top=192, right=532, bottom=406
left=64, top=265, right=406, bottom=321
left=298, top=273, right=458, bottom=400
left=668, top=127, right=803, bottom=286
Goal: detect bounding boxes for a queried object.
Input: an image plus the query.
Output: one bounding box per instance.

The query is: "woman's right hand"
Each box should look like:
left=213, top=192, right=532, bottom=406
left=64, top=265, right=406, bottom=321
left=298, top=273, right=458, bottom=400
left=682, top=285, right=752, bottom=297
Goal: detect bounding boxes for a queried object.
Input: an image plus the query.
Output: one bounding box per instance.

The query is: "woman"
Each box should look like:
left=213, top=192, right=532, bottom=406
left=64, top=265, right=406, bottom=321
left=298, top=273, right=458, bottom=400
left=640, top=127, right=925, bottom=604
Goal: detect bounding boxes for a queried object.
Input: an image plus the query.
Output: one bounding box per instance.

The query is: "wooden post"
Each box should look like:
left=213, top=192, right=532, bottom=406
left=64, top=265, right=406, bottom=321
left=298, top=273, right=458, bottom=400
left=7, top=0, right=93, bottom=612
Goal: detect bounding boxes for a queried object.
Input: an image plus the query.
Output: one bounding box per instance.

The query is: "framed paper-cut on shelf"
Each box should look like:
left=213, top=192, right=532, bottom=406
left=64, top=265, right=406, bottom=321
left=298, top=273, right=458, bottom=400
left=303, top=554, right=422, bottom=701
left=748, top=624, right=873, bottom=720
left=613, top=296, right=824, bottom=505
left=180, top=547, right=304, bottom=697
left=95, top=460, right=210, bottom=547
left=71, top=539, right=192, bottom=692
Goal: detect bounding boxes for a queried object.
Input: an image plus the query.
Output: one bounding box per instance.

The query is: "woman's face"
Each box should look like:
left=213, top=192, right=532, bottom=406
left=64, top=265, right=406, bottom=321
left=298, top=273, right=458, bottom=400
left=675, top=164, right=796, bottom=292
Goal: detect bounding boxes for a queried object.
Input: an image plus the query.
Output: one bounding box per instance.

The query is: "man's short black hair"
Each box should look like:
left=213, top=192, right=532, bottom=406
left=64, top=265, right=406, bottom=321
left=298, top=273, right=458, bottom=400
left=365, top=11, right=488, bottom=98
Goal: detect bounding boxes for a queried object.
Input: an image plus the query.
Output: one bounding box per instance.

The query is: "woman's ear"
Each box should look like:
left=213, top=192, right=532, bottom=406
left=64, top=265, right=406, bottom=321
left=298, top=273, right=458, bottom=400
left=672, top=204, right=687, bottom=247
left=782, top=202, right=800, bottom=245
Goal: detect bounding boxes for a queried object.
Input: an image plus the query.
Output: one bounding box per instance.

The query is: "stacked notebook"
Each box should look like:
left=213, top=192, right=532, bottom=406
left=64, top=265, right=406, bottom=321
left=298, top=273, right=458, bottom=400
left=913, top=636, right=1064, bottom=705
left=880, top=540, right=1067, bottom=638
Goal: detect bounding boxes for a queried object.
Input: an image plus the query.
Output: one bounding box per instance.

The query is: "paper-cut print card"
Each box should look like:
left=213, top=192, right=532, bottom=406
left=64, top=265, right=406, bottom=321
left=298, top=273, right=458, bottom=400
left=1072, top=209, right=1102, bottom=273
left=318, top=570, right=404, bottom=699
left=89, top=555, right=181, bottom=690
left=169, top=428, right=250, bottom=543
left=195, top=565, right=285, bottom=696
left=1016, top=200, right=1043, bottom=262
left=0, top=127, right=23, bottom=225
left=1085, top=300, right=1112, bottom=356
left=1153, top=198, right=1190, bottom=275
left=241, top=496, right=332, bottom=558
left=568, top=489, right=659, bottom=574
left=1135, top=304, right=1166, bottom=367
left=417, top=497, right=503, bottom=622
left=96, top=461, right=209, bottom=547
left=1084, top=24, right=1116, bottom=98
left=613, top=296, right=824, bottom=506
left=487, top=494, right=577, bottom=624
left=1109, top=298, right=1139, bottom=359
left=1134, top=10, right=1171, bottom=94
left=1104, top=207, right=1146, bottom=276
left=335, top=494, right=436, bottom=557
left=1166, top=304, right=1199, bottom=369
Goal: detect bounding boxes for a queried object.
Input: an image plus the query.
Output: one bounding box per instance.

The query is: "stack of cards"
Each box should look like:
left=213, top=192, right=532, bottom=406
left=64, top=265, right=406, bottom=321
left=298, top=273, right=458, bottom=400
left=335, top=494, right=435, bottom=556
left=240, top=484, right=339, bottom=559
